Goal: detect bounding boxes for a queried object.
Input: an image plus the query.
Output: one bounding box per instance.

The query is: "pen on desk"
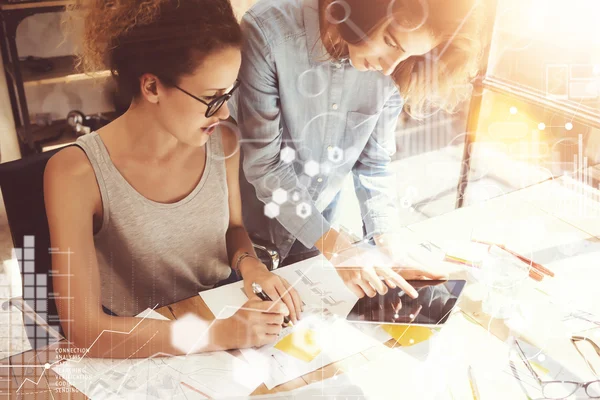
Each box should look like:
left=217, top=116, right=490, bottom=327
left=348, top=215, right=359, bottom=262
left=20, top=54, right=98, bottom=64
left=471, top=240, right=555, bottom=278
left=444, top=253, right=544, bottom=282
left=444, top=254, right=481, bottom=268
left=528, top=268, right=544, bottom=282
left=499, top=246, right=555, bottom=278
left=468, top=365, right=481, bottom=400
left=252, top=282, right=293, bottom=327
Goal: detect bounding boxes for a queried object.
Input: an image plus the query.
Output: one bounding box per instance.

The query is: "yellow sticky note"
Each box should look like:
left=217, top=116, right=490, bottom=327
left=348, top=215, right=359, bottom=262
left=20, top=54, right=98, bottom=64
left=274, top=328, right=321, bottom=362
left=381, top=325, right=433, bottom=346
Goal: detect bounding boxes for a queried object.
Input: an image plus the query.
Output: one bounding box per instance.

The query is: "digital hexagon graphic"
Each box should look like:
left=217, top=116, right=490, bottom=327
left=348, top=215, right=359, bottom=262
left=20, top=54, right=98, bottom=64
left=304, top=160, right=320, bottom=177
left=264, top=175, right=282, bottom=192
left=171, top=313, right=211, bottom=354
left=328, top=146, right=344, bottom=163
left=264, top=202, right=280, bottom=219
left=320, top=162, right=333, bottom=176
left=272, top=188, right=288, bottom=205
left=281, top=147, right=296, bottom=163
left=297, top=203, right=312, bottom=219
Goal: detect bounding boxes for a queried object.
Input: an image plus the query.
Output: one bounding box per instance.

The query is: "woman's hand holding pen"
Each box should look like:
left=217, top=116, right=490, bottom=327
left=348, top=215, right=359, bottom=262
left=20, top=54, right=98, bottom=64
left=240, top=258, right=302, bottom=324
left=215, top=299, right=289, bottom=349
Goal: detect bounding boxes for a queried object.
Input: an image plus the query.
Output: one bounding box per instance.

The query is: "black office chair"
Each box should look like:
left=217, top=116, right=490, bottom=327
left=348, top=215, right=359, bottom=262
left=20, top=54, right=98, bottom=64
left=0, top=148, right=64, bottom=350
left=0, top=146, right=280, bottom=349
left=251, top=235, right=281, bottom=271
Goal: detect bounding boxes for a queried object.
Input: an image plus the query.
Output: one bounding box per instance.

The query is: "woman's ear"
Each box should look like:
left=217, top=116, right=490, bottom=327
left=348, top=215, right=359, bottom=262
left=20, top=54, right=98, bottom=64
left=140, top=74, right=160, bottom=104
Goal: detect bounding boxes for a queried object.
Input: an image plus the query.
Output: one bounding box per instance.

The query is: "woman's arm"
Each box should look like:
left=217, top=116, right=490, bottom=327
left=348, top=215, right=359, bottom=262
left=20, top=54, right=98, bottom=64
left=221, top=124, right=302, bottom=323
left=351, top=89, right=403, bottom=240
left=44, top=147, right=283, bottom=358
left=236, top=12, right=332, bottom=251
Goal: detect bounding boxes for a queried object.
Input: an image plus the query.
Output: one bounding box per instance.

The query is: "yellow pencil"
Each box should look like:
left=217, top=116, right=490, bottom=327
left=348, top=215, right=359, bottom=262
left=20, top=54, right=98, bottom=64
left=468, top=365, right=481, bottom=400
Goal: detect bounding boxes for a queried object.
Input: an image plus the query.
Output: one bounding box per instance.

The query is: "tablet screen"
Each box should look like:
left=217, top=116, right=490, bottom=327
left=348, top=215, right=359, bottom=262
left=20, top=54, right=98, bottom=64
left=346, top=280, right=466, bottom=326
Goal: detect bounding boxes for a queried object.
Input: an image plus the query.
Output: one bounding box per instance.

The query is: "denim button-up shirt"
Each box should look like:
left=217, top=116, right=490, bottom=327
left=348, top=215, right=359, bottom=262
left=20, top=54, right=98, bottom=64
left=229, top=0, right=403, bottom=259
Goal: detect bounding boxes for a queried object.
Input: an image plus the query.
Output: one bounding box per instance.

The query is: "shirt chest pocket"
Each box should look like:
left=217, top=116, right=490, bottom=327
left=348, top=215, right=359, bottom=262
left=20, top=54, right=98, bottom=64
left=343, top=111, right=382, bottom=153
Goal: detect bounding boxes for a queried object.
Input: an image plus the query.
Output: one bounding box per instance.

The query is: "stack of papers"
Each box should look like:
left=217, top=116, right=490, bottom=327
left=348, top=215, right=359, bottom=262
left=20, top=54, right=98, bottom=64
left=249, top=350, right=432, bottom=400
left=201, top=256, right=385, bottom=389
left=199, top=256, right=464, bottom=390
left=560, top=308, right=600, bottom=334
left=250, top=313, right=504, bottom=399
left=52, top=309, right=263, bottom=399
left=239, top=307, right=380, bottom=389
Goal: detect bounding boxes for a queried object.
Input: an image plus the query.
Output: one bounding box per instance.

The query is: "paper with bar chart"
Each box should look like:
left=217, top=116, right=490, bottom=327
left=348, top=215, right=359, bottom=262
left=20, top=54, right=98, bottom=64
left=199, top=255, right=359, bottom=319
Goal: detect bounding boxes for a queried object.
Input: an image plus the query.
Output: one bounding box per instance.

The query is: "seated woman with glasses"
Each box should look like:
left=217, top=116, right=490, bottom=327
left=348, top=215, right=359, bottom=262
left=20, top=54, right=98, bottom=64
left=44, top=0, right=301, bottom=359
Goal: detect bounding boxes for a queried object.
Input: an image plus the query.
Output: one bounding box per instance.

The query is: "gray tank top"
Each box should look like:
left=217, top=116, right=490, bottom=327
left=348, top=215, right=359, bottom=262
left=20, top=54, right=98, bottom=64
left=76, top=131, right=231, bottom=316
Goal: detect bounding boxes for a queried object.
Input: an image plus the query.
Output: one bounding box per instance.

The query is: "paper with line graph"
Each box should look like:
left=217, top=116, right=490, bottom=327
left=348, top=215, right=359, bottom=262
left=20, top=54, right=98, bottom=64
left=51, top=309, right=263, bottom=399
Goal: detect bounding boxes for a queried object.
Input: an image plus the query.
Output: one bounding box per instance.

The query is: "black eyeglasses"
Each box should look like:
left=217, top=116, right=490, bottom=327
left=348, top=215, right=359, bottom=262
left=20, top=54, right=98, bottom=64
left=174, top=79, right=240, bottom=118
left=513, top=338, right=600, bottom=399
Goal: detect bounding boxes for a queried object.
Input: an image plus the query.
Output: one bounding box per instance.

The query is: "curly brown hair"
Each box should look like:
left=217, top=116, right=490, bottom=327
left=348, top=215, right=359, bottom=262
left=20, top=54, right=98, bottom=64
left=66, top=0, right=242, bottom=98
left=321, top=0, right=486, bottom=118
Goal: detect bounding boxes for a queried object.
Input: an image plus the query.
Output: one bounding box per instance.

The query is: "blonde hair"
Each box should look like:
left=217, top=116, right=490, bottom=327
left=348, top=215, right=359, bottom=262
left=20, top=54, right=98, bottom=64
left=320, top=0, right=486, bottom=118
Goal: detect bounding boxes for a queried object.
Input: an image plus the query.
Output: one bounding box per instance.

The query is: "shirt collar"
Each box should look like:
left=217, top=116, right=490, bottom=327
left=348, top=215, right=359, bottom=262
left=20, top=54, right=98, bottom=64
left=303, top=0, right=343, bottom=67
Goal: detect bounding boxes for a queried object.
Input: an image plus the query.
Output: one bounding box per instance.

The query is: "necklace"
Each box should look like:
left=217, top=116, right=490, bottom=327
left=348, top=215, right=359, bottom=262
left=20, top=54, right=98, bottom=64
left=327, top=31, right=347, bottom=60
left=327, top=32, right=338, bottom=55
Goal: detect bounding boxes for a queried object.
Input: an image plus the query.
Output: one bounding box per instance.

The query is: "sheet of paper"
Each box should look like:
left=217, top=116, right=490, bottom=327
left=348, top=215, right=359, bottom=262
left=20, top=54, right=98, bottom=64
left=350, top=323, right=393, bottom=343
left=250, top=312, right=535, bottom=399
left=199, top=280, right=248, bottom=319
left=273, top=256, right=359, bottom=317
left=135, top=308, right=170, bottom=321
left=251, top=345, right=457, bottom=400
left=239, top=307, right=380, bottom=390
left=560, top=308, right=600, bottom=334
left=535, top=238, right=600, bottom=318
left=199, top=255, right=358, bottom=319
left=444, top=240, right=489, bottom=265
left=508, top=338, right=600, bottom=399
left=51, top=309, right=263, bottom=399
left=388, top=312, right=529, bottom=400
left=248, top=372, right=368, bottom=399
left=52, top=351, right=263, bottom=399
left=514, top=177, right=600, bottom=238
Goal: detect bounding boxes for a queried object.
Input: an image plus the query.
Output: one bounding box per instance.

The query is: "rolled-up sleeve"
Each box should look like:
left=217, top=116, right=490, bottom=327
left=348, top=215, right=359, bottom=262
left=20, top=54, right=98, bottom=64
left=352, top=89, right=403, bottom=238
left=237, top=12, right=331, bottom=248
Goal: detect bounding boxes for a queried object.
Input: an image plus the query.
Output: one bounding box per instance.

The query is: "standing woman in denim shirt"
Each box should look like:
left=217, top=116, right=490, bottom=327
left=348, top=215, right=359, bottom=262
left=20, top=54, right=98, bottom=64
left=230, top=0, right=484, bottom=299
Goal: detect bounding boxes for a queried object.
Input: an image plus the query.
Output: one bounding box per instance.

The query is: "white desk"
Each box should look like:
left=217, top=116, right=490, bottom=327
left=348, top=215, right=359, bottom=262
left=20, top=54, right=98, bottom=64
left=4, top=175, right=600, bottom=399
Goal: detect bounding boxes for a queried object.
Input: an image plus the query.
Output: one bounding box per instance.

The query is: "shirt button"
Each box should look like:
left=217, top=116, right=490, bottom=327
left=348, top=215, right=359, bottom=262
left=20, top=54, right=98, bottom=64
left=332, top=104, right=339, bottom=110
left=327, top=145, right=333, bottom=151
left=317, top=177, right=323, bottom=183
